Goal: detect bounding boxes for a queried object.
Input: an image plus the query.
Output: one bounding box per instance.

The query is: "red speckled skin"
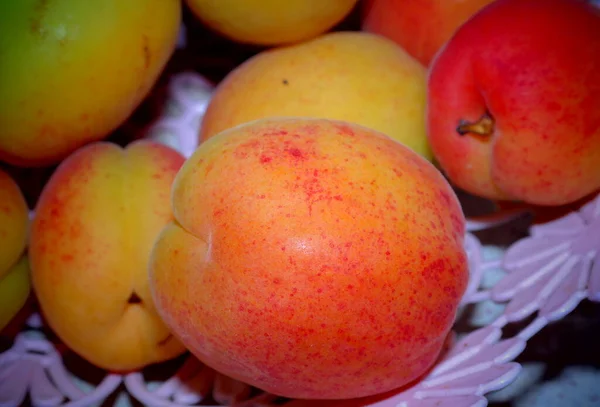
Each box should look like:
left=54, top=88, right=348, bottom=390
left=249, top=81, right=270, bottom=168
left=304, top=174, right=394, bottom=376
left=29, top=140, right=187, bottom=371
left=427, top=0, right=600, bottom=206
left=150, top=118, right=468, bottom=399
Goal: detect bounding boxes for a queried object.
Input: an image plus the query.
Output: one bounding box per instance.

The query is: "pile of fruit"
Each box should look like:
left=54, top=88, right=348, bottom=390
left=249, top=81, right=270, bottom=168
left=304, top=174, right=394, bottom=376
left=1, top=0, right=598, bottom=404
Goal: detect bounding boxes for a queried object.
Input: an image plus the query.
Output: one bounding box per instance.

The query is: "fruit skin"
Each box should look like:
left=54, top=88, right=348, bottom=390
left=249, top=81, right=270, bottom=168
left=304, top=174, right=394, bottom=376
left=150, top=117, right=468, bottom=399
left=0, top=0, right=181, bottom=167
left=361, top=0, right=495, bottom=66
left=0, top=256, right=32, bottom=332
left=29, top=140, right=187, bottom=371
left=184, top=0, right=358, bottom=46
left=0, top=169, right=29, bottom=278
left=199, top=31, right=432, bottom=160
left=427, top=0, right=600, bottom=206
left=0, top=168, right=30, bottom=332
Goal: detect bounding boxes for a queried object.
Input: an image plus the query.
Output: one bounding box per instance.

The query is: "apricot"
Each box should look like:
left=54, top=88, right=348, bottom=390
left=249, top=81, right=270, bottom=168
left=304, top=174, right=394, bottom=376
left=150, top=118, right=468, bottom=399
left=0, top=169, right=30, bottom=331
left=427, top=0, right=600, bottom=205
left=29, top=140, right=187, bottom=371
left=0, top=0, right=181, bottom=166
left=199, top=32, right=432, bottom=160
left=0, top=169, right=29, bottom=277
left=362, top=0, right=495, bottom=66
left=0, top=256, right=32, bottom=333
left=185, top=0, right=359, bottom=46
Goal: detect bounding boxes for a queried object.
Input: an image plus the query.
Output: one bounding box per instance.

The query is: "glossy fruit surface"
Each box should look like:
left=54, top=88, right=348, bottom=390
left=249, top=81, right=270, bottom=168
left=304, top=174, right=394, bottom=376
left=151, top=117, right=468, bottom=399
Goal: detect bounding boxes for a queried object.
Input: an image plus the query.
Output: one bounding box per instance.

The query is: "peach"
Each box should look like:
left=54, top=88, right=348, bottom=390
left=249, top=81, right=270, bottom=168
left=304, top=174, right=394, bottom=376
left=427, top=0, right=600, bottom=206
left=199, top=31, right=432, bottom=160
left=29, top=140, right=187, bottom=371
left=0, top=0, right=181, bottom=167
left=361, top=0, right=495, bottom=66
left=150, top=118, right=468, bottom=399
left=184, top=0, right=359, bottom=46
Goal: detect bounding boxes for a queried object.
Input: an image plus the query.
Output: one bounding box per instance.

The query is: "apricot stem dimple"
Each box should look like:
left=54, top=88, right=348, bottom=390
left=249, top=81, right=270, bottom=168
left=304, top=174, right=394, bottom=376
left=456, top=113, right=495, bottom=136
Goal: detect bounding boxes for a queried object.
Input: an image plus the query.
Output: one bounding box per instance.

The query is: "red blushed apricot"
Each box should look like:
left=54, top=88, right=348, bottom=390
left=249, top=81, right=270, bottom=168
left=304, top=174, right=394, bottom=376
left=150, top=117, right=468, bottom=399
left=427, top=0, right=600, bottom=206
